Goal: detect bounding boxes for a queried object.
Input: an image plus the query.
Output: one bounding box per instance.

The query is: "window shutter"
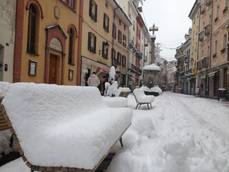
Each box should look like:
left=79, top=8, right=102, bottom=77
left=88, top=32, right=91, bottom=52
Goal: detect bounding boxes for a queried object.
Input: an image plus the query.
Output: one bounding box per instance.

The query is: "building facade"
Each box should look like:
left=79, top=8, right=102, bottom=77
left=177, top=0, right=229, bottom=98
left=79, top=0, right=131, bottom=90
left=14, top=0, right=81, bottom=85
left=0, top=0, right=16, bottom=82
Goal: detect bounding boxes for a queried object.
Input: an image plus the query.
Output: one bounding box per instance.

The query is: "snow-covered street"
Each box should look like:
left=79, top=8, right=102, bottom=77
left=1, top=92, right=229, bottom=172
left=108, top=93, right=229, bottom=172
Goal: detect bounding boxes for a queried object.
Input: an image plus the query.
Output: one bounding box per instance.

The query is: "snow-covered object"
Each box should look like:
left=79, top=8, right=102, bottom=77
left=104, top=82, right=111, bottom=96
left=108, top=93, right=229, bottom=172
left=143, top=63, right=161, bottom=71
left=107, top=81, right=119, bottom=97
left=133, top=89, right=155, bottom=103
left=102, top=97, right=128, bottom=108
left=3, top=83, right=133, bottom=170
left=0, top=158, right=33, bottom=172
left=118, top=87, right=131, bottom=93
left=109, top=66, right=116, bottom=81
left=0, top=82, right=11, bottom=97
left=151, top=85, right=163, bottom=95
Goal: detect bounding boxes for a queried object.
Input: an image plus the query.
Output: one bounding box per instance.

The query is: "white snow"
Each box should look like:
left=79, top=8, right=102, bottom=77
left=2, top=92, right=229, bottom=172
left=108, top=93, right=229, bottom=172
left=143, top=64, right=161, bottom=71
left=141, top=85, right=163, bottom=94
left=0, top=82, right=11, bottom=97
left=2, top=83, right=133, bottom=170
left=103, top=97, right=128, bottom=108
left=109, top=66, right=116, bottom=81
left=0, top=158, right=33, bottom=172
left=133, top=89, right=155, bottom=103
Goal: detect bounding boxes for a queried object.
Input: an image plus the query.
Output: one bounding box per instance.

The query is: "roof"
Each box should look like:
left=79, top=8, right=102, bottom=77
left=188, top=0, right=200, bottom=19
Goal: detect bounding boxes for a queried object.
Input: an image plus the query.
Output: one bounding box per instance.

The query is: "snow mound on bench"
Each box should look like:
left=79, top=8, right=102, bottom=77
left=3, top=83, right=133, bottom=170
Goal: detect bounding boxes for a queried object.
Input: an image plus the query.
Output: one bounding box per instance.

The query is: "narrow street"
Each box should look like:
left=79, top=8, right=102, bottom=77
left=108, top=93, right=229, bottom=172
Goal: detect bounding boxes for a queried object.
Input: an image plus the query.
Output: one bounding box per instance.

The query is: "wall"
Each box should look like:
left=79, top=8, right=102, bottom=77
left=0, top=0, right=16, bottom=82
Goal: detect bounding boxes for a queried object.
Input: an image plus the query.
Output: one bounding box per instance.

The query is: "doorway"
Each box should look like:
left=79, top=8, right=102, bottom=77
left=49, top=54, right=60, bottom=84
left=0, top=45, right=4, bottom=81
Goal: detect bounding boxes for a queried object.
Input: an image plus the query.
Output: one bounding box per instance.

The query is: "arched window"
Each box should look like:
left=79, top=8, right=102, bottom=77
left=68, top=27, right=76, bottom=65
left=27, top=4, right=39, bottom=54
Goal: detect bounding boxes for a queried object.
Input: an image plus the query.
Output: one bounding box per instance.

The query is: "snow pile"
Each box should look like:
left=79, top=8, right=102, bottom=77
left=0, top=82, right=11, bottom=97
left=151, top=85, right=163, bottom=95
left=3, top=83, right=133, bottom=170
left=133, top=89, right=155, bottom=103
left=143, top=64, right=161, bottom=71
left=108, top=93, right=229, bottom=172
left=102, top=97, right=128, bottom=108
left=109, top=66, right=116, bottom=81
left=0, top=158, right=39, bottom=172
left=107, top=81, right=119, bottom=97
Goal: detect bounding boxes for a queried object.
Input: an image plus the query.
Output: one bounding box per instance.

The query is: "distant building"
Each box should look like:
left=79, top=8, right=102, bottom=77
left=0, top=0, right=16, bottom=82
left=167, top=60, right=177, bottom=91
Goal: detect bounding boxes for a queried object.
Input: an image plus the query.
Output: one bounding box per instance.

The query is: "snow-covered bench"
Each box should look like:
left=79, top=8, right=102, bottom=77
left=133, top=88, right=155, bottom=110
left=2, top=83, right=133, bottom=172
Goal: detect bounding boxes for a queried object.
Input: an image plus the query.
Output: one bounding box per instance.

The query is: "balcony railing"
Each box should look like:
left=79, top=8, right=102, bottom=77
left=129, top=64, right=142, bottom=75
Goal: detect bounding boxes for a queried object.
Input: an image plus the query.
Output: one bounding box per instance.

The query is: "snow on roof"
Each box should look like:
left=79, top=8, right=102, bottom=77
left=3, top=83, right=132, bottom=170
left=143, top=64, right=161, bottom=71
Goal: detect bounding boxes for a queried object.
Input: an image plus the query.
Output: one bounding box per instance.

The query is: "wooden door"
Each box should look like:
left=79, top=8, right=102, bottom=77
left=49, top=54, right=59, bottom=84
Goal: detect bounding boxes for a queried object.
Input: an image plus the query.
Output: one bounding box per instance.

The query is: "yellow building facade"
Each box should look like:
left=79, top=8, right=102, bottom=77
left=80, top=0, right=131, bottom=88
left=14, top=0, right=81, bottom=85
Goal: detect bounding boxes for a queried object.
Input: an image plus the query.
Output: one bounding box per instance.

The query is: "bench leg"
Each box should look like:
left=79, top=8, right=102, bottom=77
left=119, top=137, right=123, bottom=147
left=147, top=104, right=150, bottom=110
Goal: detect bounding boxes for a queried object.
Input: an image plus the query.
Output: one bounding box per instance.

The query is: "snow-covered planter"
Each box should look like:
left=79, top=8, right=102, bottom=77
left=2, top=83, right=133, bottom=171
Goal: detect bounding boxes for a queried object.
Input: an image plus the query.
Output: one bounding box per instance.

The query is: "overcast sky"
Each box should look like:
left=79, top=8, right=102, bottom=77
left=142, top=0, right=196, bottom=61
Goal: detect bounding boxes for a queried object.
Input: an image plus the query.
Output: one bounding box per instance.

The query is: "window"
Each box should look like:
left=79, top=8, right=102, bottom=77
left=118, top=30, right=122, bottom=44
left=117, top=52, right=122, bottom=65
left=103, top=13, right=109, bottom=32
left=122, top=55, right=126, bottom=67
left=89, top=0, right=97, bottom=22
left=61, top=0, right=75, bottom=9
left=68, top=28, right=75, bottom=65
left=88, top=32, right=96, bottom=53
left=111, top=48, right=116, bottom=65
left=123, top=35, right=127, bottom=47
left=112, top=23, right=116, bottom=39
left=102, top=41, right=109, bottom=59
left=27, top=4, right=39, bottom=54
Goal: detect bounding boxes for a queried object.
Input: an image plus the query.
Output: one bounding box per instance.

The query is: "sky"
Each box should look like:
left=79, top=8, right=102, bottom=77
left=142, top=0, right=196, bottom=61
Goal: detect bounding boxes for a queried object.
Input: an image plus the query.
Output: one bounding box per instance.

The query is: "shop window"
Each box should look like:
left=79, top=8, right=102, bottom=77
left=103, top=13, right=110, bottom=32
left=89, top=0, right=97, bottom=22
left=27, top=4, right=39, bottom=54
left=88, top=32, right=96, bottom=53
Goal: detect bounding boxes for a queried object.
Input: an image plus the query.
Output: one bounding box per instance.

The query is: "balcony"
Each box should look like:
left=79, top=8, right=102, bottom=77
left=135, top=50, right=143, bottom=59
left=198, top=31, right=205, bottom=41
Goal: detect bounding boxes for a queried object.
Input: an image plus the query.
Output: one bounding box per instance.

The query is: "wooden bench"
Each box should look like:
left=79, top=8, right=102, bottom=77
left=2, top=83, right=133, bottom=172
